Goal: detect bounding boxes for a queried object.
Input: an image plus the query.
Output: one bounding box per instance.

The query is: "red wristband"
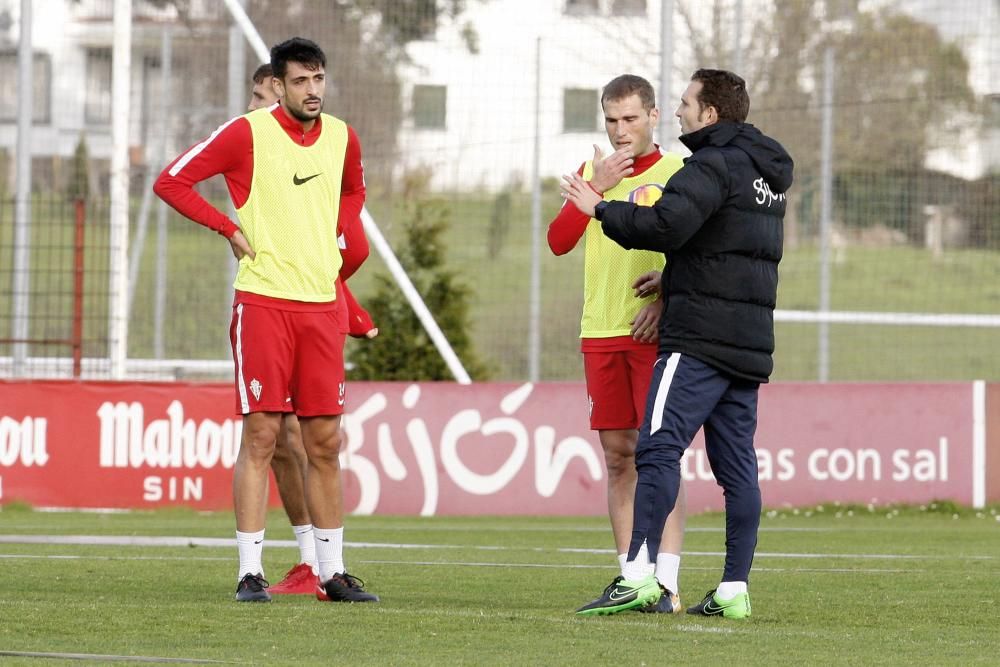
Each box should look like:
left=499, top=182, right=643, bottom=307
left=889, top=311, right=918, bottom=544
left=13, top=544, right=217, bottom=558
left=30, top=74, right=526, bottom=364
left=586, top=180, right=604, bottom=196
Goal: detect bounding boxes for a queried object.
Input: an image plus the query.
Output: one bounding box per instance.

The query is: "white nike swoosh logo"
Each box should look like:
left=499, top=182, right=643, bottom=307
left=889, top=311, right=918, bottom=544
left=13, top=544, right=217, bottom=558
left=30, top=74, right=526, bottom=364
left=608, top=587, right=636, bottom=602
left=703, top=600, right=726, bottom=614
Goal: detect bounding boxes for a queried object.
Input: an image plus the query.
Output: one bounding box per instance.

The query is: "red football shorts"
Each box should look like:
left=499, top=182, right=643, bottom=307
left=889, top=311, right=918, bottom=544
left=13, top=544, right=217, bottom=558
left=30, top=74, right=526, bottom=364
left=583, top=345, right=657, bottom=430
left=229, top=303, right=346, bottom=417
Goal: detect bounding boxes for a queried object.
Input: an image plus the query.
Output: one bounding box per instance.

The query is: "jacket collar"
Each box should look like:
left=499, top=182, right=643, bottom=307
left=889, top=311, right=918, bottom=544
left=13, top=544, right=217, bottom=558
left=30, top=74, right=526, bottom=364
left=680, top=121, right=741, bottom=152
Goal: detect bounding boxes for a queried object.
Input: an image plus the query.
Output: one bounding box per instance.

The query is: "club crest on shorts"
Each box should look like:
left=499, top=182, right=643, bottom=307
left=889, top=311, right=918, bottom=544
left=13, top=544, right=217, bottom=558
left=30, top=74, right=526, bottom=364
left=250, top=378, right=262, bottom=401
left=588, top=394, right=594, bottom=418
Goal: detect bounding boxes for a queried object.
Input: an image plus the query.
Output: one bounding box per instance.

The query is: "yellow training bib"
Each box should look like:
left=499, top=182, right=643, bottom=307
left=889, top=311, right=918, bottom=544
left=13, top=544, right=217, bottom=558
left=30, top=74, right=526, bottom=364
left=579, top=152, right=683, bottom=338
left=234, top=110, right=348, bottom=302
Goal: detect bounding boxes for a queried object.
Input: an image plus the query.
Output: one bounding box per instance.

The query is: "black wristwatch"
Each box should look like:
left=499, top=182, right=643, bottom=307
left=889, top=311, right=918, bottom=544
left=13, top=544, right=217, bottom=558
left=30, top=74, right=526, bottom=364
left=594, top=200, right=608, bottom=221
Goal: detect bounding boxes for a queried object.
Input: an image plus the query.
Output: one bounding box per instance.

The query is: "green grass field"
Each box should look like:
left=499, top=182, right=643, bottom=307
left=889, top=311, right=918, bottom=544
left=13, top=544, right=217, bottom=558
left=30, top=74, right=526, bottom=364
left=1, top=504, right=998, bottom=665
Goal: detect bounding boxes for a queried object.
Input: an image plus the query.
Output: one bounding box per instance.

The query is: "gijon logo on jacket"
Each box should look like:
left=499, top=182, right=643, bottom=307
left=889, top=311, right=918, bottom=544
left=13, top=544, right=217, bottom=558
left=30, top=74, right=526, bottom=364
left=753, top=177, right=785, bottom=207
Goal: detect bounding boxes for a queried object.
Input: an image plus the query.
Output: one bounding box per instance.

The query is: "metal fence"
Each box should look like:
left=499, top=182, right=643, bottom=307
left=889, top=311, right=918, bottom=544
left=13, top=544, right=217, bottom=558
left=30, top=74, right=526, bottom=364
left=1, top=0, right=998, bottom=382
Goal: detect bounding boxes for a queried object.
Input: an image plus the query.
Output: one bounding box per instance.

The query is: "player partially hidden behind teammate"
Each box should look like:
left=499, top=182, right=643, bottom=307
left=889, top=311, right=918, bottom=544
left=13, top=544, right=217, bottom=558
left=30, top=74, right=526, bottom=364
left=549, top=74, right=688, bottom=616
left=244, top=62, right=378, bottom=596
left=155, top=37, right=378, bottom=603
left=562, top=68, right=793, bottom=618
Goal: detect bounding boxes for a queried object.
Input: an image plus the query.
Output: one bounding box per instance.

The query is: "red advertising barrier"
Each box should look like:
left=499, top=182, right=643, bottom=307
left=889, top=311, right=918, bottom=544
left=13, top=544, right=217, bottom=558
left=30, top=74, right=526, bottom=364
left=0, top=380, right=994, bottom=513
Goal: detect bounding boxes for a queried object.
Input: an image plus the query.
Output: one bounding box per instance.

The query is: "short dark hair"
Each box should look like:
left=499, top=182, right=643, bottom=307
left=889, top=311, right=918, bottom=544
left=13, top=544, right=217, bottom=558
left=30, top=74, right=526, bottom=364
left=252, top=63, right=272, bottom=84
left=690, top=69, right=750, bottom=122
left=270, top=37, right=326, bottom=80
left=601, top=74, right=656, bottom=111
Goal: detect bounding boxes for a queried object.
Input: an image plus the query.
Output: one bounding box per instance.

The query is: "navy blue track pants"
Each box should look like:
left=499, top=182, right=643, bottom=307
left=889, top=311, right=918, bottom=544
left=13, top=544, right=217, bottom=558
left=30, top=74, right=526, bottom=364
left=627, top=353, right=762, bottom=582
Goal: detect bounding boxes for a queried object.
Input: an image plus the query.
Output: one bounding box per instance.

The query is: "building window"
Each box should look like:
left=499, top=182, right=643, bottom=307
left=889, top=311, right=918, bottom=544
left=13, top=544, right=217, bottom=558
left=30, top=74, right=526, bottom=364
left=563, top=88, right=598, bottom=132
left=0, top=51, right=52, bottom=124
left=412, top=84, right=447, bottom=129
left=612, top=0, right=646, bottom=15
left=565, top=0, right=599, bottom=14
left=85, top=48, right=113, bottom=125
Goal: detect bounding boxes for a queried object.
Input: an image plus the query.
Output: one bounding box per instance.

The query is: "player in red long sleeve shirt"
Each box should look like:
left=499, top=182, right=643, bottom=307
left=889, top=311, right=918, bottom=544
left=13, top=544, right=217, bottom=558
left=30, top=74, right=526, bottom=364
left=186, top=63, right=375, bottom=597
left=154, top=38, right=377, bottom=604
left=548, top=75, right=688, bottom=615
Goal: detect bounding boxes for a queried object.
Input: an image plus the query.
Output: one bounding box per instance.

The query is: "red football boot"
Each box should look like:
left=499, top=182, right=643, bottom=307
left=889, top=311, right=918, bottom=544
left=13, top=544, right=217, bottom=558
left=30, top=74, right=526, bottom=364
left=267, top=563, right=318, bottom=595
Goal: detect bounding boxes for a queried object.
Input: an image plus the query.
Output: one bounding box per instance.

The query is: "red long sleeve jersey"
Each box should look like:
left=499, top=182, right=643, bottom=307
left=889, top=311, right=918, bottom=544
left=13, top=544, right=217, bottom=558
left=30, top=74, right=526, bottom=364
left=153, top=104, right=369, bottom=280
left=546, top=148, right=665, bottom=256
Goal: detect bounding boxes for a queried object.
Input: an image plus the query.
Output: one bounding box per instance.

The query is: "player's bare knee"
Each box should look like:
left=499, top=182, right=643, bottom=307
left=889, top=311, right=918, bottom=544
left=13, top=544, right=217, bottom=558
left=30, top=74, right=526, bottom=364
left=599, top=430, right=637, bottom=480
left=241, top=422, right=279, bottom=461
left=245, top=438, right=276, bottom=460
left=306, top=447, right=341, bottom=471
left=304, top=432, right=343, bottom=467
left=603, top=450, right=635, bottom=482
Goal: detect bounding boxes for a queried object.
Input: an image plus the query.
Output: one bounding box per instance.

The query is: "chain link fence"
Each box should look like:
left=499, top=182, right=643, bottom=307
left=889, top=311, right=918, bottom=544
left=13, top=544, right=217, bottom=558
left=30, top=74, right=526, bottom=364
left=1, top=0, right=997, bottom=382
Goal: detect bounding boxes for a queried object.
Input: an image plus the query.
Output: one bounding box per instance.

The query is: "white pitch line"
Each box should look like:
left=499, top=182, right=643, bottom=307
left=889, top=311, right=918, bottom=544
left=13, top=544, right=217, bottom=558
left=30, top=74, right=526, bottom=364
left=358, top=559, right=918, bottom=574
left=0, top=535, right=265, bottom=548
left=0, top=534, right=992, bottom=561
left=0, top=553, right=919, bottom=574
left=0, top=650, right=235, bottom=664
left=0, top=553, right=231, bottom=562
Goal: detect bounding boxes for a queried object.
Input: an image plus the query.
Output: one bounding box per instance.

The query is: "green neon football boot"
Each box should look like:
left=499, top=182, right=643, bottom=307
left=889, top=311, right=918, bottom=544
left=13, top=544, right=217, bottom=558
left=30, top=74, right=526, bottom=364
left=686, top=588, right=751, bottom=619
left=575, top=575, right=661, bottom=616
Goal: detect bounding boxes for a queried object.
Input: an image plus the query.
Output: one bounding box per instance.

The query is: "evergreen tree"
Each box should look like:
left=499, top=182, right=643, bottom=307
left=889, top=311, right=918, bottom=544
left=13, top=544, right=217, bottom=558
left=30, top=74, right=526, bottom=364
left=348, top=174, right=490, bottom=381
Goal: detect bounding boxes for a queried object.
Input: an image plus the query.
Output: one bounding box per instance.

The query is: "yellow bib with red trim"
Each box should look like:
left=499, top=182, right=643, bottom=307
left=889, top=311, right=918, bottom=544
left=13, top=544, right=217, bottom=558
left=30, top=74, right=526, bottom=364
left=578, top=152, right=683, bottom=337
left=234, top=110, right=347, bottom=302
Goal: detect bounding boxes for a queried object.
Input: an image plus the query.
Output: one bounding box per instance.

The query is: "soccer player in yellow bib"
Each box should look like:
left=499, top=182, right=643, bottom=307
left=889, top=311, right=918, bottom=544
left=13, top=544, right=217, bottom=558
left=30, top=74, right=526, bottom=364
left=155, top=38, right=377, bottom=604
left=244, top=62, right=378, bottom=597
left=548, top=74, right=688, bottom=615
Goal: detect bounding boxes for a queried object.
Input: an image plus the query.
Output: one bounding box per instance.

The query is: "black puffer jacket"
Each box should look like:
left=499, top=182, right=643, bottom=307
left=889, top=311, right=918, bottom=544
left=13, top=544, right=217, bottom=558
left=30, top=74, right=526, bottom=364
left=601, top=121, right=793, bottom=383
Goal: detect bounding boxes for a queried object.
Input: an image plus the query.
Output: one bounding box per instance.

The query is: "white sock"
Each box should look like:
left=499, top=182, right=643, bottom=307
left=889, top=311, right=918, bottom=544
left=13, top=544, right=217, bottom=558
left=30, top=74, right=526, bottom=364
left=655, top=553, right=681, bottom=594
left=621, top=541, right=651, bottom=581
left=617, top=553, right=627, bottom=571
left=236, top=529, right=265, bottom=580
left=292, top=524, right=316, bottom=570
left=622, top=558, right=650, bottom=581
left=716, top=581, right=747, bottom=599
left=314, top=527, right=345, bottom=582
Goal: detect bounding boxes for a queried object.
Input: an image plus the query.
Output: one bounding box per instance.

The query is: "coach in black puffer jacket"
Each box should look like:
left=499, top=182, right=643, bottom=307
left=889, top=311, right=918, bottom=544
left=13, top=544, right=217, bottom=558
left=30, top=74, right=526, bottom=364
left=563, top=69, right=793, bottom=619
left=598, top=120, right=793, bottom=384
